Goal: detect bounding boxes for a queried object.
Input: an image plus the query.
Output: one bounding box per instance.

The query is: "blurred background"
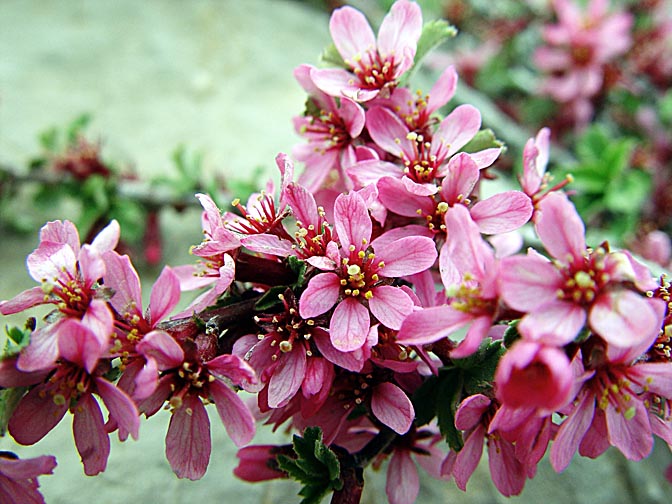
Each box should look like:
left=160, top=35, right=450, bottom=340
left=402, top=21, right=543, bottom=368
left=0, top=0, right=670, bottom=502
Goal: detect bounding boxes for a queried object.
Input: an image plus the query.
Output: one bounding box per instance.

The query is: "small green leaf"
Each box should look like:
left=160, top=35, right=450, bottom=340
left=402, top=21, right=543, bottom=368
left=0, top=387, right=26, bottom=436
left=319, top=43, right=347, bottom=69
left=461, top=129, right=505, bottom=154
left=407, top=19, right=457, bottom=79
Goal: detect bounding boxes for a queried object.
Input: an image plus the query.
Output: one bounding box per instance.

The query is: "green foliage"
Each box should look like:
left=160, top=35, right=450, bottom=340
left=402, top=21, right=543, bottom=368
left=412, top=338, right=505, bottom=451
left=319, top=44, right=347, bottom=69
left=3, top=321, right=34, bottom=357
left=558, top=125, right=650, bottom=240
left=0, top=387, right=26, bottom=437
left=276, top=427, right=343, bottom=504
left=405, top=19, right=457, bottom=81
left=462, top=128, right=505, bottom=154
left=254, top=256, right=308, bottom=311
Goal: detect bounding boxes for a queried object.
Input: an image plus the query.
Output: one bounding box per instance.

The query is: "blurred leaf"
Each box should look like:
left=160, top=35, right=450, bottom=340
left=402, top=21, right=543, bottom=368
left=0, top=387, right=26, bottom=436
left=406, top=19, right=457, bottom=81
left=462, top=128, right=505, bottom=154
left=319, top=43, right=347, bottom=69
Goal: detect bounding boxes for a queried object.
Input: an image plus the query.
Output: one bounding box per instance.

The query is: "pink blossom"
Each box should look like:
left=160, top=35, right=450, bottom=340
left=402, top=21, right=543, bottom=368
left=233, top=445, right=286, bottom=482
left=299, top=192, right=437, bottom=351
left=383, top=427, right=447, bottom=504
left=397, top=205, right=502, bottom=358
left=442, top=394, right=528, bottom=496
left=371, top=65, right=459, bottom=137
left=550, top=341, right=672, bottom=472
left=137, top=332, right=257, bottom=480
left=495, top=340, right=574, bottom=412
left=293, top=64, right=365, bottom=192
left=3, top=319, right=139, bottom=476
left=173, top=194, right=240, bottom=314
left=0, top=220, right=118, bottom=371
left=0, top=453, right=57, bottom=504
left=499, top=191, right=665, bottom=349
left=311, top=0, right=423, bottom=102
left=534, top=0, right=633, bottom=126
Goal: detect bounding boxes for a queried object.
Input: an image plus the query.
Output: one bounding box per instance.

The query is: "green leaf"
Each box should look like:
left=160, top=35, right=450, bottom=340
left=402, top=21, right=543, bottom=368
left=406, top=19, right=457, bottom=79
left=503, top=321, right=521, bottom=348
left=461, top=129, right=505, bottom=154
left=0, top=387, right=26, bottom=436
left=319, top=43, right=347, bottom=69
left=435, top=370, right=464, bottom=451
left=66, top=114, right=92, bottom=145
left=275, top=427, right=343, bottom=504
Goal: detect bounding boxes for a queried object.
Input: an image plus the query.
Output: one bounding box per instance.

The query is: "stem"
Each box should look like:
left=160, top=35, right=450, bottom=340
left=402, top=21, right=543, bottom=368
left=235, top=254, right=296, bottom=286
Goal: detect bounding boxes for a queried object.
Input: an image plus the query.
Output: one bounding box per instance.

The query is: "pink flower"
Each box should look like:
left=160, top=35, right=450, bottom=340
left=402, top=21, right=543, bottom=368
left=233, top=445, right=286, bottom=483
left=371, top=65, right=459, bottom=137
left=499, top=191, right=665, bottom=349
left=550, top=341, right=672, bottom=472
left=397, top=205, right=503, bottom=358
left=137, top=332, right=257, bottom=480
left=0, top=453, right=57, bottom=504
left=299, top=191, right=437, bottom=351
left=0, top=220, right=118, bottom=371
left=311, top=0, right=423, bottom=102
left=442, top=394, right=528, bottom=496
left=173, top=194, right=240, bottom=314
left=534, top=0, right=633, bottom=126
left=293, top=64, right=365, bottom=192
left=383, top=427, right=447, bottom=504
left=233, top=290, right=338, bottom=410
left=495, top=340, right=574, bottom=412
left=103, top=251, right=181, bottom=401
left=3, top=319, right=140, bottom=476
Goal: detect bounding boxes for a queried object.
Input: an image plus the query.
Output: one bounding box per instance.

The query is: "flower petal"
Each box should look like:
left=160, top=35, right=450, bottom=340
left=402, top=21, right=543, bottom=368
left=210, top=380, right=256, bottom=447
left=371, top=382, right=414, bottom=435
left=330, top=298, right=370, bottom=351
left=166, top=394, right=211, bottom=480
left=73, top=393, right=110, bottom=476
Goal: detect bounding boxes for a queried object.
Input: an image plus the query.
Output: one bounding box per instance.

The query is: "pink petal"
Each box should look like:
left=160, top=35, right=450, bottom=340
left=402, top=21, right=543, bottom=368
left=17, top=323, right=60, bottom=372
left=312, top=327, right=365, bottom=372
left=149, top=266, right=181, bottom=325
left=427, top=66, right=458, bottom=114
left=136, top=330, right=185, bottom=370
left=267, top=349, right=307, bottom=408
left=589, top=290, right=663, bottom=350
left=434, top=105, right=481, bottom=157
left=377, top=0, right=422, bottom=59
left=207, top=353, right=257, bottom=386
left=550, top=391, right=595, bottom=472
left=453, top=424, right=485, bottom=490
left=369, top=285, right=414, bottom=330
left=78, top=245, right=106, bottom=287
left=329, top=298, right=370, bottom=351
left=488, top=438, right=526, bottom=496
left=329, top=6, right=376, bottom=63
left=166, top=394, right=211, bottom=480
left=371, top=382, right=414, bottom=434
left=455, top=394, right=491, bottom=430
left=27, top=242, right=76, bottom=285
left=302, top=357, right=332, bottom=396
left=518, top=301, right=586, bottom=345
left=90, top=219, right=120, bottom=253
left=209, top=380, right=256, bottom=447
left=95, top=377, right=140, bottom=440
left=605, top=399, right=652, bottom=460
left=386, top=450, right=419, bottom=504
left=73, top=393, right=110, bottom=476
left=377, top=176, right=434, bottom=217
left=39, top=219, right=80, bottom=254
left=498, top=254, right=564, bottom=311
left=535, top=192, right=586, bottom=263
left=0, top=286, right=48, bottom=315
left=347, top=159, right=403, bottom=187
left=57, top=319, right=101, bottom=373
left=103, top=251, right=142, bottom=316
left=397, top=305, right=471, bottom=345
left=470, top=191, right=533, bottom=234
left=375, top=236, right=437, bottom=277
left=450, top=315, right=493, bottom=359
left=334, top=192, right=371, bottom=252
left=439, top=153, right=479, bottom=202
left=299, top=272, right=341, bottom=318
left=9, top=384, right=68, bottom=445
left=366, top=106, right=414, bottom=158
left=240, top=234, right=293, bottom=257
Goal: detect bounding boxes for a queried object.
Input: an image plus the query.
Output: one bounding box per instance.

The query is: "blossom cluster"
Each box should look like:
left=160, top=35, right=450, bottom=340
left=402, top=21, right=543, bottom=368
left=0, top=1, right=670, bottom=503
